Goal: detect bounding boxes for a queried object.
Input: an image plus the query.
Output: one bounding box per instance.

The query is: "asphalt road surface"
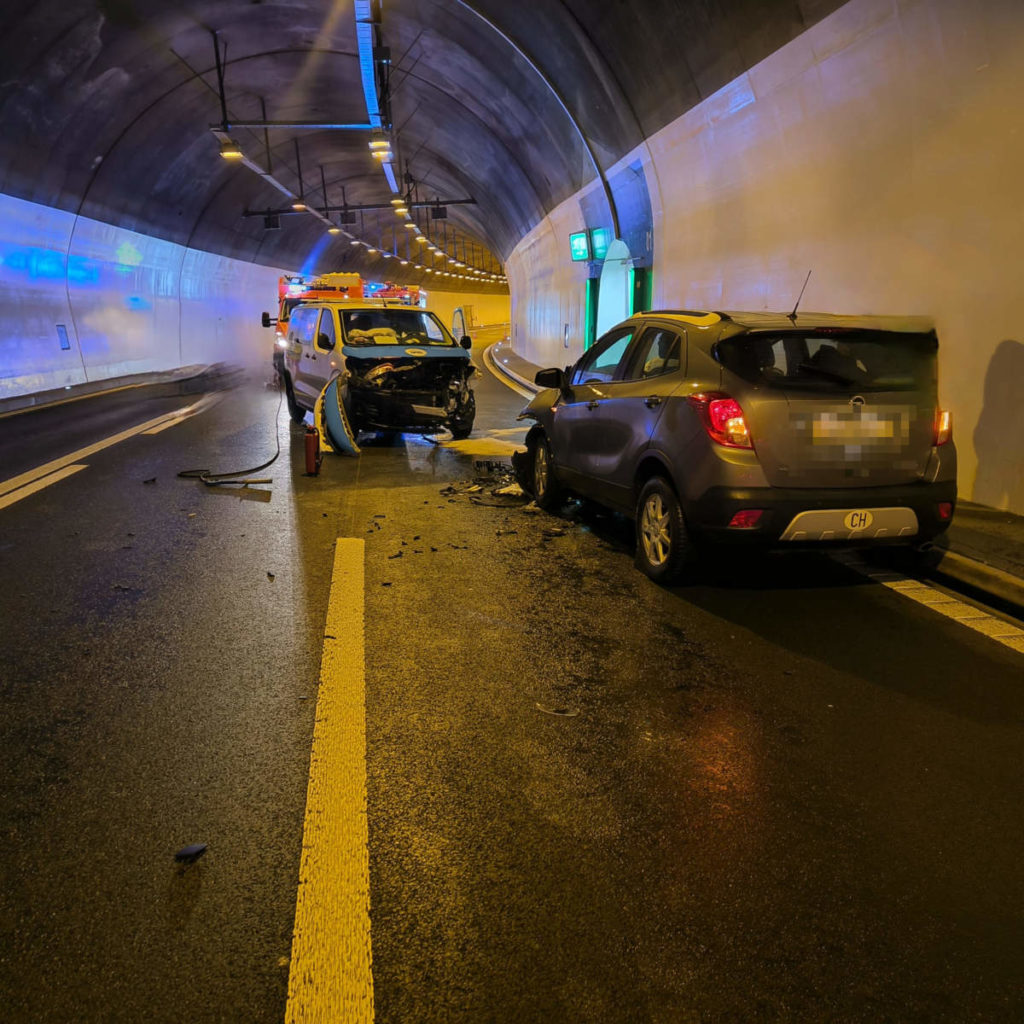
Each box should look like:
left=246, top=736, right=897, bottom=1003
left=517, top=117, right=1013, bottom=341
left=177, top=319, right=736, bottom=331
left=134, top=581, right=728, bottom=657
left=1, top=357, right=1022, bottom=1023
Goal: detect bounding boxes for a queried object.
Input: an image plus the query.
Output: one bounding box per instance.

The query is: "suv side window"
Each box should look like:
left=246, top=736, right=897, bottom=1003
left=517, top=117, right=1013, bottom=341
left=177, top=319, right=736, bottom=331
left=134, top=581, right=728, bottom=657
left=626, top=327, right=683, bottom=381
left=571, top=327, right=635, bottom=386
left=316, top=308, right=337, bottom=351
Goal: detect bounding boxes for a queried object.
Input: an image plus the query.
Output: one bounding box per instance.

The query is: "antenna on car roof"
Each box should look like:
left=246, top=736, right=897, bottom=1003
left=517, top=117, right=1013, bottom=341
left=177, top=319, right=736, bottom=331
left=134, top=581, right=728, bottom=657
left=787, top=270, right=812, bottom=322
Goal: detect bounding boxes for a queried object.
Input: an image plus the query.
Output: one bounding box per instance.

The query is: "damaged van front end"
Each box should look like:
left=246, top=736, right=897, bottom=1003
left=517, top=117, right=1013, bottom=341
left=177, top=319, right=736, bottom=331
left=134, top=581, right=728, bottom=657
left=278, top=301, right=477, bottom=454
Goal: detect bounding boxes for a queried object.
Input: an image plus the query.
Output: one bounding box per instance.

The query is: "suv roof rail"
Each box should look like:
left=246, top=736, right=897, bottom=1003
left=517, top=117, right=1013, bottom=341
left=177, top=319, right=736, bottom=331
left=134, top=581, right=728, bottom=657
left=645, top=309, right=712, bottom=318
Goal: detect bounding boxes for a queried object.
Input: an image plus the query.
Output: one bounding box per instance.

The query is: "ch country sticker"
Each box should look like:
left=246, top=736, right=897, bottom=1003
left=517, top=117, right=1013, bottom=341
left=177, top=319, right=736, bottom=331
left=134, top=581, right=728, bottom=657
left=844, top=509, right=874, bottom=531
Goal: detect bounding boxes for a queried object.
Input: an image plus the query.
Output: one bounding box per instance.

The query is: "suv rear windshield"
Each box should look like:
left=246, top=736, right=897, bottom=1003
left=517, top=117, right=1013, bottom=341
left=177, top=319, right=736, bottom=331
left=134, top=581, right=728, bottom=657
left=717, top=329, right=937, bottom=391
left=341, top=308, right=455, bottom=347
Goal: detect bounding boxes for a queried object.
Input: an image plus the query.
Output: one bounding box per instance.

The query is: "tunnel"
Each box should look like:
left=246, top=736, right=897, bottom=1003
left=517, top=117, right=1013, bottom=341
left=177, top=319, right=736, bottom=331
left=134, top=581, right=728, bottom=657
left=2, top=2, right=1024, bottom=1022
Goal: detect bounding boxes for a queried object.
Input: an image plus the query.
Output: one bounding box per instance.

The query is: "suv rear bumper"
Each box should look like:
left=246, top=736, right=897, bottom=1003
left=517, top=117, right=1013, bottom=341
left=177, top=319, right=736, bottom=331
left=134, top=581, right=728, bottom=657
left=686, top=480, right=956, bottom=546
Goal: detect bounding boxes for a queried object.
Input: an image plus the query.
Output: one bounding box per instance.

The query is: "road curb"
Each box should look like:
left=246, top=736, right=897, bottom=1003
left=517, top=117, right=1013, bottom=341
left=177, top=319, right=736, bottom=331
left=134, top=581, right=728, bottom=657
left=928, top=550, right=1024, bottom=617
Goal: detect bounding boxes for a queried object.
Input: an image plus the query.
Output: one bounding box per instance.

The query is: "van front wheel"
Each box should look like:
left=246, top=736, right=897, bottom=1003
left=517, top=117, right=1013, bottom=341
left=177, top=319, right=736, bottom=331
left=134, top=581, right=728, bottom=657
left=284, top=377, right=306, bottom=424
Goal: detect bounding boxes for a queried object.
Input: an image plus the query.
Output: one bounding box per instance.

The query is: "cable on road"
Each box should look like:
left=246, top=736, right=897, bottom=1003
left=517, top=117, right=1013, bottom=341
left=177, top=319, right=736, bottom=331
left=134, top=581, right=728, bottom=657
left=177, top=385, right=284, bottom=486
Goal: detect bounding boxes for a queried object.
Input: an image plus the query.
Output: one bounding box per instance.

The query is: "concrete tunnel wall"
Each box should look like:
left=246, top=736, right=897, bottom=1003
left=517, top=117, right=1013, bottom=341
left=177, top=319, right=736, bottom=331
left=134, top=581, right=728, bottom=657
left=0, top=187, right=510, bottom=401
left=506, top=0, right=1024, bottom=515
left=0, top=191, right=286, bottom=396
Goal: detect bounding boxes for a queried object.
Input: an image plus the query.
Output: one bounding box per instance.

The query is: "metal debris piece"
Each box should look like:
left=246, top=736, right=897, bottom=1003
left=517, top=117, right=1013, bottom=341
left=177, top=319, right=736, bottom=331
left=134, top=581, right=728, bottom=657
left=494, top=483, right=525, bottom=497
left=267, top=572, right=275, bottom=580
left=174, top=843, right=208, bottom=865
left=542, top=527, right=567, bottom=538
left=388, top=551, right=403, bottom=559
left=143, top=477, right=156, bottom=485
left=535, top=703, right=580, bottom=718
left=496, top=529, right=518, bottom=536
left=382, top=581, right=393, bottom=587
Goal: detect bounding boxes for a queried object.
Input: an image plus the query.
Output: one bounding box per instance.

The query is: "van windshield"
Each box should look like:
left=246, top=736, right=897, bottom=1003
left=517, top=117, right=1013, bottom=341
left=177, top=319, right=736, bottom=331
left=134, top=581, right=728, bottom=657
left=717, top=329, right=937, bottom=391
left=341, top=309, right=455, bottom=347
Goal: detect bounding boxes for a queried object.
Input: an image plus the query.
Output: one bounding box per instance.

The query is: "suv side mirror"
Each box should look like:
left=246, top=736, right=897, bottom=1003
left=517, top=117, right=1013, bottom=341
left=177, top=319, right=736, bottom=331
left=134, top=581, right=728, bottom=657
left=460, top=335, right=472, bottom=349
left=261, top=312, right=275, bottom=328
left=535, top=367, right=566, bottom=389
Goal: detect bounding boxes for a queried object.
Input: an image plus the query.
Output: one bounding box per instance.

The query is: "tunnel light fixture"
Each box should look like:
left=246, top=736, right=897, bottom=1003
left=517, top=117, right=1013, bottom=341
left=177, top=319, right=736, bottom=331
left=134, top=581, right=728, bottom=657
left=292, top=202, right=307, bottom=211
left=405, top=222, right=417, bottom=230
left=219, top=138, right=243, bottom=159
left=369, top=130, right=392, bottom=161
left=415, top=235, right=427, bottom=243
left=328, top=226, right=341, bottom=235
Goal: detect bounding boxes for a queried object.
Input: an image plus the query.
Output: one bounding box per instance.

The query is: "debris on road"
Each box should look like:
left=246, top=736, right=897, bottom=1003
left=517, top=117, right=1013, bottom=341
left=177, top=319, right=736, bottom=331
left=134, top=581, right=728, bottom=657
left=174, top=843, right=208, bottom=865
left=143, top=477, right=156, bottom=485
left=494, top=482, right=525, bottom=497
left=535, top=703, right=580, bottom=718
left=267, top=571, right=275, bottom=580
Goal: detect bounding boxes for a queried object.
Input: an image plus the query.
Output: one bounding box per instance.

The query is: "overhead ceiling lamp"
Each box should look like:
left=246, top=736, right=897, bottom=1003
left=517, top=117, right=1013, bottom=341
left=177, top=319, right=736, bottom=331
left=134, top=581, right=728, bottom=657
left=400, top=259, right=408, bottom=265
left=328, top=226, right=341, bottom=235
left=405, top=222, right=417, bottom=230
left=292, top=201, right=307, bottom=211
left=368, top=130, right=392, bottom=161
left=219, top=138, right=243, bottom=160
left=394, top=206, right=408, bottom=216
left=415, top=235, right=427, bottom=243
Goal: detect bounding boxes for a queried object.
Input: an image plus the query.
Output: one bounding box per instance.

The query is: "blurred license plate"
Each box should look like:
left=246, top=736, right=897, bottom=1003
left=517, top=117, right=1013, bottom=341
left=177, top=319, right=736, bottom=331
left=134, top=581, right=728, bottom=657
left=812, top=415, right=894, bottom=441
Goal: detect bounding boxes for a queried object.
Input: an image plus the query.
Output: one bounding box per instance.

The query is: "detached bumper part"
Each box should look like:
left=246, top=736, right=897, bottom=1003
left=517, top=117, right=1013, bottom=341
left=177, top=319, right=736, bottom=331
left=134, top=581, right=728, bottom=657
left=317, top=377, right=361, bottom=456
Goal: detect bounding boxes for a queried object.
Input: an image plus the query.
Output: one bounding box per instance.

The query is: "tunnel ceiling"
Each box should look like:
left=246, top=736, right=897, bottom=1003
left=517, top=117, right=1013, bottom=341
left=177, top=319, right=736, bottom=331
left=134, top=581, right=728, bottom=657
left=0, top=0, right=845, bottom=291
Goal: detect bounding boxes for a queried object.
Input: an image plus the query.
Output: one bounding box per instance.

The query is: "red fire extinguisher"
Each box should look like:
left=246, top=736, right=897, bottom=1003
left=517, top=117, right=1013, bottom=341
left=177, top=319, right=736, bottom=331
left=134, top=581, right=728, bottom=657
left=304, top=425, right=322, bottom=476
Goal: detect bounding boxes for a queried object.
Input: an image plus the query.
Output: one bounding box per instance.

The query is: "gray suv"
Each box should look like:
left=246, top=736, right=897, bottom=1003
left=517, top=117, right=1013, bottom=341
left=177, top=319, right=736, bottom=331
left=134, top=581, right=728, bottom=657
left=515, top=310, right=956, bottom=583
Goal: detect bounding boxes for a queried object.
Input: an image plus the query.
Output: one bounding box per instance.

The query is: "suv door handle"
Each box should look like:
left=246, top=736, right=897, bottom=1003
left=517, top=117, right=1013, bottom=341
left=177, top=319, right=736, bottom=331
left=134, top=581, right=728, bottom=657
left=644, top=396, right=662, bottom=408
left=586, top=400, right=600, bottom=410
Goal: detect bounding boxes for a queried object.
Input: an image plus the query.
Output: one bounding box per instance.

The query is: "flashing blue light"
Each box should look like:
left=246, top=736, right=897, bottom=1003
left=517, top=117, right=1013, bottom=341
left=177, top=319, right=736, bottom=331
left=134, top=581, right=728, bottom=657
left=301, top=233, right=334, bottom=276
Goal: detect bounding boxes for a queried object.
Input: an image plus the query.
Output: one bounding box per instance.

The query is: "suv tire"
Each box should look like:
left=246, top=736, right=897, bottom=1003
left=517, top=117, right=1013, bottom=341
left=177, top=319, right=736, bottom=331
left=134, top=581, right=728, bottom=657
left=530, top=434, right=563, bottom=510
left=635, top=476, right=695, bottom=584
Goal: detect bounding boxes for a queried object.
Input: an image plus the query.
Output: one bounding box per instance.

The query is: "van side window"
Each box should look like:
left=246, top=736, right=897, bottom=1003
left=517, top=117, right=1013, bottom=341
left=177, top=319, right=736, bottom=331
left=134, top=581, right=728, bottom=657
left=316, top=309, right=337, bottom=350
left=289, top=307, right=317, bottom=346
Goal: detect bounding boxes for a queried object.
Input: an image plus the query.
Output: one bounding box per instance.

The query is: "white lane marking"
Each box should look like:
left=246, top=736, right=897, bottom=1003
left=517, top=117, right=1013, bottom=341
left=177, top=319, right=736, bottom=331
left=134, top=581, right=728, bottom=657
left=482, top=344, right=533, bottom=398
left=286, top=538, right=374, bottom=1023
left=840, top=555, right=1024, bottom=654
left=0, top=393, right=220, bottom=499
left=0, top=464, right=88, bottom=511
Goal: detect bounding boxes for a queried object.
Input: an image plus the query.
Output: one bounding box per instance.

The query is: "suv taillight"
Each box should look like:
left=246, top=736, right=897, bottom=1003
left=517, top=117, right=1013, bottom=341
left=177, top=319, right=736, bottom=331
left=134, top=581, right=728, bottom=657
left=687, top=392, right=753, bottom=449
left=934, top=408, right=952, bottom=446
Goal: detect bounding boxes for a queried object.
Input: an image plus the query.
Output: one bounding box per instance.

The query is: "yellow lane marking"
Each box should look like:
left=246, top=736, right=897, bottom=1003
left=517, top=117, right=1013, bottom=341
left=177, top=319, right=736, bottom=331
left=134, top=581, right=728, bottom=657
left=286, top=539, right=374, bottom=1023
left=437, top=437, right=526, bottom=456
left=842, top=556, right=1024, bottom=654
left=0, top=393, right=219, bottom=499
left=0, top=464, right=88, bottom=511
